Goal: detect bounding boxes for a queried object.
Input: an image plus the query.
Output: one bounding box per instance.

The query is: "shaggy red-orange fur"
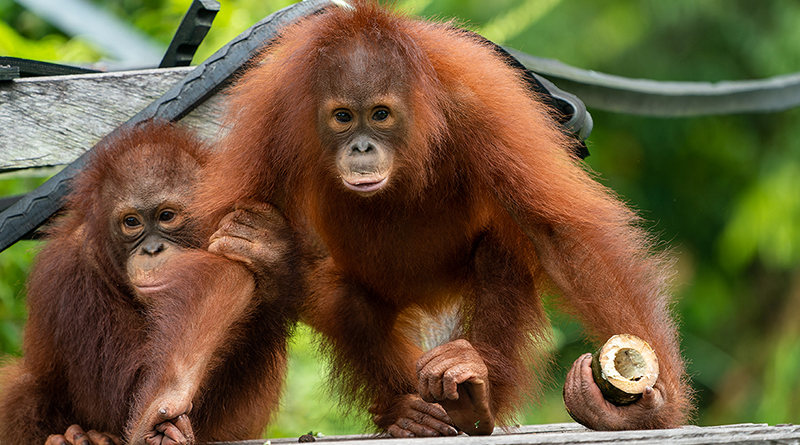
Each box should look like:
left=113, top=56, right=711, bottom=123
left=0, top=122, right=299, bottom=445
left=201, top=0, right=692, bottom=435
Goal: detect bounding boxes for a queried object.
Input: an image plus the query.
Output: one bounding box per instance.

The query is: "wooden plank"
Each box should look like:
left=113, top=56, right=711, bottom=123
left=0, top=67, right=225, bottom=172
left=211, top=423, right=800, bottom=445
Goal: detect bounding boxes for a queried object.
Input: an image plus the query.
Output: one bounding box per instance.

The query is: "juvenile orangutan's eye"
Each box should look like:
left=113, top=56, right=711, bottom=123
left=159, top=210, right=176, bottom=222
left=372, top=109, right=389, bottom=121
left=123, top=216, right=141, bottom=228
left=334, top=111, right=353, bottom=123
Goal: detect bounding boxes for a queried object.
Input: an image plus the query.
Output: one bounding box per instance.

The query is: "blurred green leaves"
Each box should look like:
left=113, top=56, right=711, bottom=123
left=720, top=161, right=800, bottom=271
left=0, top=12, right=100, bottom=60
left=0, top=174, right=46, bottom=356
left=0, top=240, right=35, bottom=356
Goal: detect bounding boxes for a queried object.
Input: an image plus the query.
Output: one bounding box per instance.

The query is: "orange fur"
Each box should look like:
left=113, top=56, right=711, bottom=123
left=0, top=122, right=297, bottom=444
left=201, top=0, right=692, bottom=431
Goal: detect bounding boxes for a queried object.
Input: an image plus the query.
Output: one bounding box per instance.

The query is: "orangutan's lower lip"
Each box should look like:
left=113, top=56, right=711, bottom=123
left=134, top=283, right=167, bottom=294
left=343, top=176, right=387, bottom=194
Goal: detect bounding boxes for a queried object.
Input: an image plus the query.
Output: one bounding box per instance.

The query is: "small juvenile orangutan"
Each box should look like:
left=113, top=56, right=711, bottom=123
left=200, top=0, right=693, bottom=437
left=0, top=121, right=301, bottom=445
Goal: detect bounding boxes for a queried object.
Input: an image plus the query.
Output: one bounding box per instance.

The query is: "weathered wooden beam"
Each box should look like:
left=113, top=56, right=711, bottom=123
left=0, top=67, right=225, bottom=173
left=213, top=423, right=800, bottom=445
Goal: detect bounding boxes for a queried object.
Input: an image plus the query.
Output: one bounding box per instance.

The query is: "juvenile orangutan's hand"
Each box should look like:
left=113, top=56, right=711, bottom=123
left=209, top=201, right=296, bottom=287
left=45, top=425, right=122, bottom=445
left=373, top=394, right=458, bottom=438
left=416, top=339, right=495, bottom=435
left=126, top=395, right=194, bottom=445
left=564, top=353, right=669, bottom=430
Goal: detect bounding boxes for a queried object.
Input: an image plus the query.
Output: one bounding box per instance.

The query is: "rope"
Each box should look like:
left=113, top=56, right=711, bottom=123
left=510, top=49, right=800, bottom=117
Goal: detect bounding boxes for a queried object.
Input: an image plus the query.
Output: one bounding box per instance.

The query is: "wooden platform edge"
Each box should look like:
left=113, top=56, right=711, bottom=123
left=208, top=423, right=800, bottom=445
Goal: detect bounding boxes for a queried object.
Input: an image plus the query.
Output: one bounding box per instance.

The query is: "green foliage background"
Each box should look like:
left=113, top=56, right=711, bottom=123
left=2, top=0, right=800, bottom=438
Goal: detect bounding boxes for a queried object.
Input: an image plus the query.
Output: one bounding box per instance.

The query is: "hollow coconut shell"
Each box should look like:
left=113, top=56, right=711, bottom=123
left=590, top=334, right=659, bottom=405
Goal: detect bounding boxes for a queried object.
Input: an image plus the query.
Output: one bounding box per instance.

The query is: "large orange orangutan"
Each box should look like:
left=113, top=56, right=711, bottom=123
left=201, top=0, right=692, bottom=436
